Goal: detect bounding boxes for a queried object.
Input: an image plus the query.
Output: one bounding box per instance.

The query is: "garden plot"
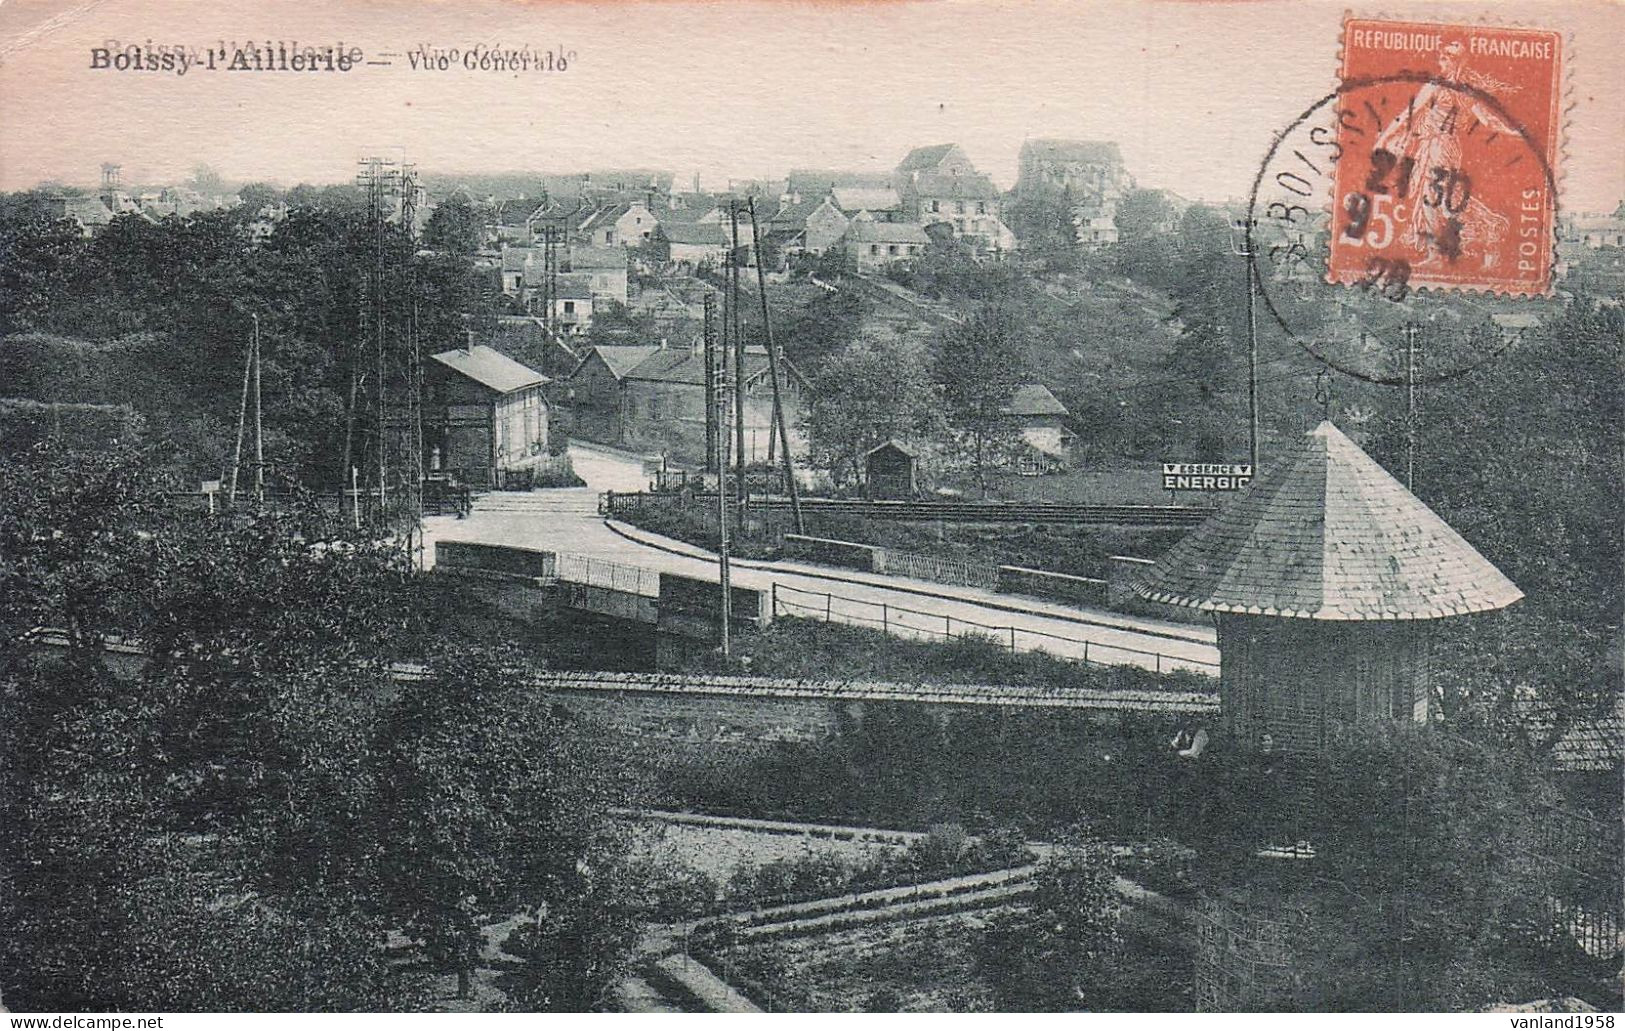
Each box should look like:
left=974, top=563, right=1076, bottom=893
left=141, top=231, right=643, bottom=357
left=629, top=818, right=913, bottom=884
left=718, top=909, right=1007, bottom=1012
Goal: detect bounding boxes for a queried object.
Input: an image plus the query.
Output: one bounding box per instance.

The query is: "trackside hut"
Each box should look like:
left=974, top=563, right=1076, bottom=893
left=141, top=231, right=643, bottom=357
left=1131, top=421, right=1522, bottom=755
left=426, top=345, right=551, bottom=486
left=865, top=440, right=918, bottom=499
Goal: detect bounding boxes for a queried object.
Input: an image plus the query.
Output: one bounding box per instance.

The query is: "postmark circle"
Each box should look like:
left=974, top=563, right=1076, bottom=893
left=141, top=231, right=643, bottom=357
left=1246, top=71, right=1558, bottom=387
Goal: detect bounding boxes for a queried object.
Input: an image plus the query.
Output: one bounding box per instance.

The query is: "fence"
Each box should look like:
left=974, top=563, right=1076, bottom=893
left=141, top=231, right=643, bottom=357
left=494, top=453, right=579, bottom=490
left=1530, top=805, right=1624, bottom=959
left=601, top=490, right=1212, bottom=527
left=769, top=582, right=1219, bottom=676
left=873, top=548, right=998, bottom=591
left=554, top=552, right=662, bottom=597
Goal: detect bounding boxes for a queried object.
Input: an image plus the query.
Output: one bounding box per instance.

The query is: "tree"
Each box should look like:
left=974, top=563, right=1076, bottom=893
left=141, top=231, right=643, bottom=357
left=422, top=193, right=483, bottom=255
left=932, top=305, right=1027, bottom=494
left=1112, top=188, right=1180, bottom=284
left=236, top=181, right=283, bottom=213
left=0, top=443, right=637, bottom=1010
left=1258, top=726, right=1574, bottom=1011
left=804, top=330, right=943, bottom=489
left=1004, top=187, right=1079, bottom=266
left=374, top=645, right=640, bottom=1007
left=974, top=830, right=1128, bottom=1010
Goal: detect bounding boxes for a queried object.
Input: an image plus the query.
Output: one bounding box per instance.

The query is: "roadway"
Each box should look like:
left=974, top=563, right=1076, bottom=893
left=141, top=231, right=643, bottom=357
left=422, top=444, right=1220, bottom=676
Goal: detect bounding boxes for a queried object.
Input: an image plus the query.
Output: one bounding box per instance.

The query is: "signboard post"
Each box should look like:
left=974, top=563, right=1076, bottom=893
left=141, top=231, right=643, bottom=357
left=1161, top=463, right=1255, bottom=493
left=200, top=479, right=221, bottom=516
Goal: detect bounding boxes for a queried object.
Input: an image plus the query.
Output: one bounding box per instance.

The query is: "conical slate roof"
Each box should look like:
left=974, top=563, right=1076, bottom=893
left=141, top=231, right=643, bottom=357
left=1131, top=421, right=1522, bottom=620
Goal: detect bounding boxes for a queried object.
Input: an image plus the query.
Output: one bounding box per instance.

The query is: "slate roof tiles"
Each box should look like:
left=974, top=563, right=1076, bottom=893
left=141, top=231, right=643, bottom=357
left=1131, top=420, right=1523, bottom=620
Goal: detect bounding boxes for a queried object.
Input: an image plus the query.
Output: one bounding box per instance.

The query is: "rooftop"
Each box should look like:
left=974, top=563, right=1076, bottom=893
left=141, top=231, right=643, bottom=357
left=1020, top=138, right=1126, bottom=166
left=844, top=216, right=932, bottom=245
left=661, top=222, right=729, bottom=246
left=1131, top=420, right=1523, bottom=620
left=912, top=171, right=1001, bottom=201
left=897, top=143, right=963, bottom=174
left=569, top=245, right=627, bottom=270
left=1002, top=383, right=1069, bottom=418
left=431, top=345, right=548, bottom=394
left=586, top=345, right=663, bottom=380
left=831, top=186, right=903, bottom=213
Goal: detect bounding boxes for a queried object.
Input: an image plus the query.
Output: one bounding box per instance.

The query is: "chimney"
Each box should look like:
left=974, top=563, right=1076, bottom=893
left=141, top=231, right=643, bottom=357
left=465, top=329, right=476, bottom=355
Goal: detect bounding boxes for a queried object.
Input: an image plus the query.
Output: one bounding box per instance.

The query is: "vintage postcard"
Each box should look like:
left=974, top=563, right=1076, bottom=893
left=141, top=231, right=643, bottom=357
left=1, top=0, right=1620, bottom=1020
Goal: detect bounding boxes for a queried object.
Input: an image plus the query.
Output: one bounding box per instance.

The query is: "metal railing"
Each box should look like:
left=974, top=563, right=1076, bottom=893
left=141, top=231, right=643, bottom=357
left=769, top=582, right=1218, bottom=676
left=601, top=490, right=1212, bottom=527
left=554, top=552, right=662, bottom=597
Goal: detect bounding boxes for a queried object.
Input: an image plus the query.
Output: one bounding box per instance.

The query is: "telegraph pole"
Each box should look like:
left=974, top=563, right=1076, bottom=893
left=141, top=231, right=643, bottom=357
left=703, top=292, right=719, bottom=473
left=714, top=297, right=733, bottom=658
left=1404, top=322, right=1419, bottom=490
left=746, top=197, right=804, bottom=535
left=729, top=202, right=747, bottom=530
left=251, top=312, right=264, bottom=500
left=1232, top=218, right=1261, bottom=472
left=229, top=318, right=252, bottom=504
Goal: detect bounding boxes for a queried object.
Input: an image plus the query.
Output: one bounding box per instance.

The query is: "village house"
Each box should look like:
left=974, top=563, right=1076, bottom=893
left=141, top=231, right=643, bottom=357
left=830, top=186, right=906, bottom=221
left=842, top=211, right=932, bottom=271
left=1000, top=383, right=1075, bottom=469
left=658, top=221, right=731, bottom=267
left=786, top=169, right=896, bottom=197
left=565, top=342, right=809, bottom=465
left=1569, top=207, right=1625, bottom=249
left=43, top=194, right=115, bottom=237
left=534, top=273, right=595, bottom=334
left=761, top=194, right=851, bottom=263
left=895, top=143, right=1009, bottom=248
left=568, top=245, right=630, bottom=304
left=499, top=246, right=536, bottom=296
left=563, top=345, right=662, bottom=444
left=424, top=345, right=550, bottom=486
left=575, top=200, right=660, bottom=247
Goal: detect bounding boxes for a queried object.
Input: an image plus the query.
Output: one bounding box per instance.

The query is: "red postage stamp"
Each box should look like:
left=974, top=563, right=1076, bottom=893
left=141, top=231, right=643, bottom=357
left=1329, top=18, right=1562, bottom=296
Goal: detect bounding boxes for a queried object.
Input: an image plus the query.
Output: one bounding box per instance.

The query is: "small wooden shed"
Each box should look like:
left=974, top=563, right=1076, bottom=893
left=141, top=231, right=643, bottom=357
left=1130, top=420, right=1522, bottom=754
left=864, top=440, right=918, bottom=499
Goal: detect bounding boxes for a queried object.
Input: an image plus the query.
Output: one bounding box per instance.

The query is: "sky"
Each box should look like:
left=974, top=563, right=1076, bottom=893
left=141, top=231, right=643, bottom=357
left=1, top=0, right=1620, bottom=210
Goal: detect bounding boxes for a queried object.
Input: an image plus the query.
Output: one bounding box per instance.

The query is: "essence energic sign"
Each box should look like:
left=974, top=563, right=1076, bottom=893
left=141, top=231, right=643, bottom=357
left=1162, top=463, right=1255, bottom=492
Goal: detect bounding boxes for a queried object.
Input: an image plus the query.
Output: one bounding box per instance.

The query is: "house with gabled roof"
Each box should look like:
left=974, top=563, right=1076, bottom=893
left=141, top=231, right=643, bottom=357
left=895, top=143, right=1007, bottom=249
left=658, top=221, right=731, bottom=266
left=764, top=194, right=851, bottom=261
left=44, top=194, right=115, bottom=237
left=568, top=245, right=629, bottom=304
left=574, top=200, right=659, bottom=248
left=425, top=345, right=551, bottom=485
left=786, top=169, right=896, bottom=197
left=842, top=211, right=931, bottom=271
left=564, top=342, right=809, bottom=464
left=1000, top=383, right=1075, bottom=459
